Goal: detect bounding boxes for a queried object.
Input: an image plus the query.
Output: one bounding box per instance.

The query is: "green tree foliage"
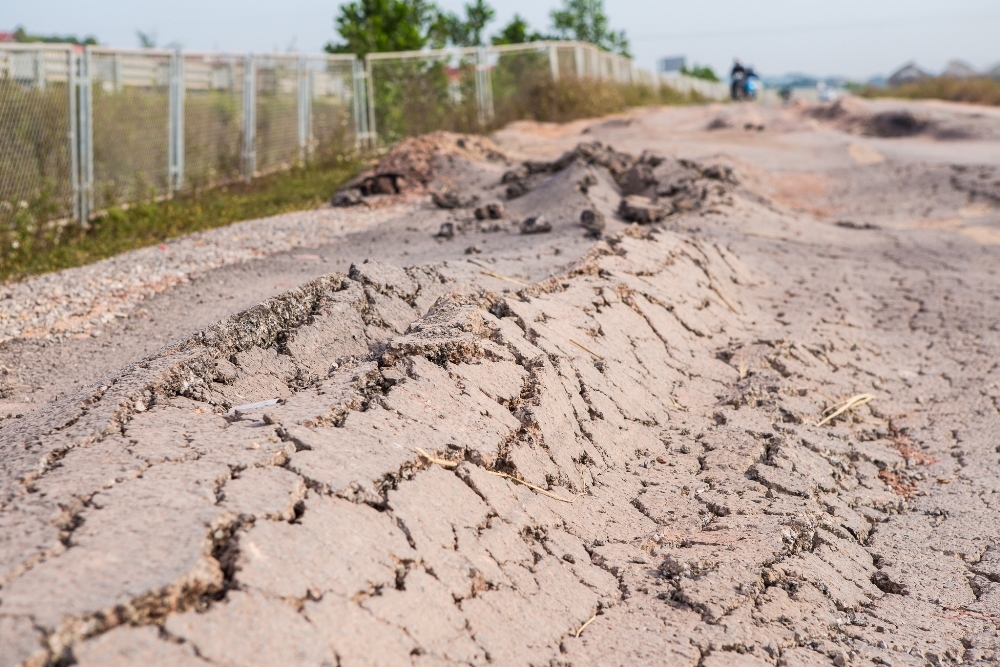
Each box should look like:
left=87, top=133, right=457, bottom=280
left=550, top=0, right=630, bottom=57
left=681, top=63, right=719, bottom=82
left=136, top=30, right=158, bottom=49
left=325, top=0, right=433, bottom=57
left=13, top=25, right=98, bottom=45
left=491, top=14, right=544, bottom=45
left=432, top=0, right=496, bottom=47
left=327, top=0, right=500, bottom=55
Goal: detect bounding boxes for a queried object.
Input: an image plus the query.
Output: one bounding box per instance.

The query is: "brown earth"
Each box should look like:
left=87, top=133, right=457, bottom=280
left=2, top=97, right=1000, bottom=666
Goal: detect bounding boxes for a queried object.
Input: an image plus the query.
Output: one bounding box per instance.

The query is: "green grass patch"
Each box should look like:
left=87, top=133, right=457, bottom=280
left=1, top=158, right=361, bottom=282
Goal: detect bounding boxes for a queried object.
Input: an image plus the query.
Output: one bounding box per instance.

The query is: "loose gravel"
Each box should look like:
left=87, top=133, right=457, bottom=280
left=0, top=205, right=406, bottom=342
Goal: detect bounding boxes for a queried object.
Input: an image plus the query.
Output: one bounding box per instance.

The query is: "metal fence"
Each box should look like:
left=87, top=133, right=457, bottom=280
left=2, top=40, right=710, bottom=228
left=1, top=44, right=362, bottom=228
left=658, top=72, right=729, bottom=101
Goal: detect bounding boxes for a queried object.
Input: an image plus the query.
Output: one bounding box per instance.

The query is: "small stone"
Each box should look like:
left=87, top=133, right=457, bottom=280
left=656, top=455, right=668, bottom=464
left=475, top=202, right=505, bottom=220
left=501, top=166, right=528, bottom=183
left=90, top=330, right=101, bottom=338
left=520, top=216, right=552, bottom=234
left=506, top=181, right=529, bottom=199
left=432, top=190, right=462, bottom=209
left=464, top=245, right=481, bottom=255
left=580, top=209, right=605, bottom=237
left=330, top=189, right=362, bottom=207
left=435, top=222, right=455, bottom=240
left=619, top=195, right=669, bottom=223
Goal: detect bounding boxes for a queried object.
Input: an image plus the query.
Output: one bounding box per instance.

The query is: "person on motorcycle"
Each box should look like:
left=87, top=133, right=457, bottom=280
left=730, top=58, right=746, bottom=100
left=730, top=59, right=759, bottom=101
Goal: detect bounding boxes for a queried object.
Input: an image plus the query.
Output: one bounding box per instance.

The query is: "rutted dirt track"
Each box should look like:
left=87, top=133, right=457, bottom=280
left=3, top=99, right=1000, bottom=666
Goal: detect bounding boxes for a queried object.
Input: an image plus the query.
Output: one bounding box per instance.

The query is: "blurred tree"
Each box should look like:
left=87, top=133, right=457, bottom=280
left=327, top=0, right=498, bottom=54
left=490, top=14, right=544, bottom=45
left=13, top=25, right=98, bottom=45
left=325, top=0, right=434, bottom=57
left=681, top=63, right=719, bottom=82
left=136, top=30, right=157, bottom=48
left=433, top=0, right=496, bottom=47
left=550, top=0, right=630, bottom=57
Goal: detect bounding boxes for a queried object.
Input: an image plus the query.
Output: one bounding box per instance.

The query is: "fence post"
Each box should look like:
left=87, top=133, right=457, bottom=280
left=548, top=43, right=559, bottom=82
left=574, top=43, right=584, bottom=78
left=79, top=46, right=94, bottom=224
left=34, top=51, right=46, bottom=90
left=113, top=53, right=122, bottom=92
left=68, top=49, right=80, bottom=223
left=242, top=53, right=256, bottom=179
left=351, top=57, right=365, bottom=151
left=365, top=55, right=377, bottom=148
left=168, top=49, right=185, bottom=194
left=475, top=47, right=494, bottom=126
left=297, top=55, right=309, bottom=164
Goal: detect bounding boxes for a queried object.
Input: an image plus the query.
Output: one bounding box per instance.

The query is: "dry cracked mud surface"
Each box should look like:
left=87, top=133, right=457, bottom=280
left=3, top=98, right=1000, bottom=666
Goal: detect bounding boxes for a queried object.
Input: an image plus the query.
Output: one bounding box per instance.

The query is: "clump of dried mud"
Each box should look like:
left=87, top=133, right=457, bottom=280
left=333, top=132, right=506, bottom=204
left=336, top=136, right=739, bottom=233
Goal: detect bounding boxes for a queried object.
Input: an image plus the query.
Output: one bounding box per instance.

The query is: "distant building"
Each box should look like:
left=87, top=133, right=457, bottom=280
left=888, top=62, right=931, bottom=87
left=0, top=31, right=15, bottom=43
left=990, top=62, right=1000, bottom=80
left=940, top=59, right=979, bottom=79
left=658, top=56, right=685, bottom=73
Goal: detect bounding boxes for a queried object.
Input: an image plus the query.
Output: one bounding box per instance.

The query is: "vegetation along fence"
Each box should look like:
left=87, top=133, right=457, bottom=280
left=1, top=40, right=722, bottom=228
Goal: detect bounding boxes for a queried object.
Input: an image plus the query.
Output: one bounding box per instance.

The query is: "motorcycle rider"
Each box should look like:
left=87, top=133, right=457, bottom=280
left=731, top=58, right=746, bottom=100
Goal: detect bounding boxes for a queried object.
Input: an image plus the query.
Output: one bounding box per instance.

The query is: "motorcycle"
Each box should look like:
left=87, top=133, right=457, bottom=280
left=730, top=69, right=760, bottom=101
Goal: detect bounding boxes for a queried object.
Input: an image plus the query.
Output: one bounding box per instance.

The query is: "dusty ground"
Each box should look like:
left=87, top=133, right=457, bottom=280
left=2, top=98, right=1000, bottom=667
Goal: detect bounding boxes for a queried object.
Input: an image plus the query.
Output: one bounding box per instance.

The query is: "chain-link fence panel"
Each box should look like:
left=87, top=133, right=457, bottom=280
left=487, top=44, right=552, bottom=128
left=368, top=49, right=481, bottom=145
left=89, top=49, right=171, bottom=211
left=183, top=53, right=244, bottom=189
left=308, top=55, right=358, bottom=163
left=254, top=55, right=299, bottom=174
left=0, top=45, right=77, bottom=232
left=554, top=44, right=577, bottom=79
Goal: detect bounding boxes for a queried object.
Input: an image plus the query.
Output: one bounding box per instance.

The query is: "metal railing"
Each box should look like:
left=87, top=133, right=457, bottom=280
left=1, top=40, right=710, bottom=228
left=1, top=44, right=361, bottom=227
left=658, top=72, right=729, bottom=101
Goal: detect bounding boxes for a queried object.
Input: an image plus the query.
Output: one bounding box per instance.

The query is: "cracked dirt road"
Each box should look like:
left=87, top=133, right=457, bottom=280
left=2, top=98, right=1000, bottom=666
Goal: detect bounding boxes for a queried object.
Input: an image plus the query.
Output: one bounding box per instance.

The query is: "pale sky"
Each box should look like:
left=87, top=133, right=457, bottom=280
left=8, top=0, right=1000, bottom=80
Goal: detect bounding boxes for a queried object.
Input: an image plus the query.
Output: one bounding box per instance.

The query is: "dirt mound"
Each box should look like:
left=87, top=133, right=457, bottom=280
left=333, top=132, right=506, bottom=205
left=806, top=99, right=981, bottom=140
left=334, top=139, right=739, bottom=236
left=862, top=110, right=930, bottom=137
left=501, top=141, right=739, bottom=222
left=806, top=99, right=930, bottom=137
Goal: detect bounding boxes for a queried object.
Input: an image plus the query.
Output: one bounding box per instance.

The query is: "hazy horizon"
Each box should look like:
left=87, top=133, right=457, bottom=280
left=8, top=0, right=1000, bottom=80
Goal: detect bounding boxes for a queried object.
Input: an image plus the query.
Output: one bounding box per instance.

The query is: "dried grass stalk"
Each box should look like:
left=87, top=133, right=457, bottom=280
left=815, top=393, right=875, bottom=427
left=487, top=470, right=579, bottom=503
left=569, top=338, right=604, bottom=360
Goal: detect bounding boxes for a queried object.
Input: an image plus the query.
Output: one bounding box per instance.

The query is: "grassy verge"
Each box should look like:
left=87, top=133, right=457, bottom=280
left=1, top=158, right=360, bottom=282
left=495, top=79, right=705, bottom=127
left=860, top=78, right=1000, bottom=106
